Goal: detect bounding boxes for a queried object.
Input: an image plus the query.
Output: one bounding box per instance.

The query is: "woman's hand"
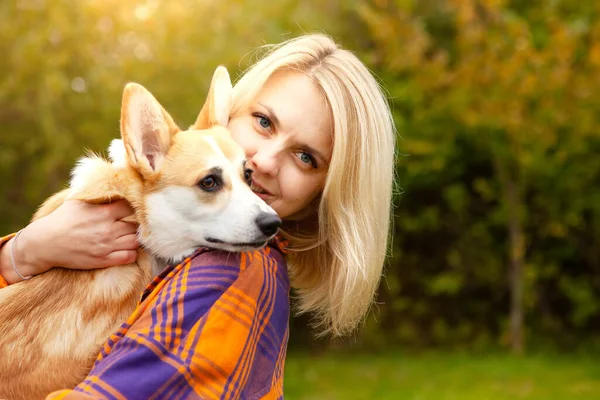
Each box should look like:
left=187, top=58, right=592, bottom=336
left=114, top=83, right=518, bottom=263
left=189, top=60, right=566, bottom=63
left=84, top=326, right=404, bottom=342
left=1, top=200, right=139, bottom=284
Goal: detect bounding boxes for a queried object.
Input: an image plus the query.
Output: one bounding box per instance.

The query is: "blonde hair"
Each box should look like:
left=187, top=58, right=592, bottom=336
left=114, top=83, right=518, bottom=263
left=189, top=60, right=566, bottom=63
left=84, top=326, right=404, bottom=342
left=231, top=34, right=396, bottom=336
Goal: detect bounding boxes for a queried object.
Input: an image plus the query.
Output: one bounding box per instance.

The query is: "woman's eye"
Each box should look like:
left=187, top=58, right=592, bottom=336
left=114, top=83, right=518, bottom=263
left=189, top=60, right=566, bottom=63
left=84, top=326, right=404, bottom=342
left=296, top=152, right=317, bottom=168
left=253, top=113, right=272, bottom=130
left=258, top=116, right=270, bottom=128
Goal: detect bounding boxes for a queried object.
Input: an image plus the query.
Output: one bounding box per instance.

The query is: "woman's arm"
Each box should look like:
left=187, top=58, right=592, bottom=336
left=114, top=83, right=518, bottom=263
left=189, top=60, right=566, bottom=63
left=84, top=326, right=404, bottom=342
left=0, top=200, right=139, bottom=286
left=47, top=246, right=290, bottom=400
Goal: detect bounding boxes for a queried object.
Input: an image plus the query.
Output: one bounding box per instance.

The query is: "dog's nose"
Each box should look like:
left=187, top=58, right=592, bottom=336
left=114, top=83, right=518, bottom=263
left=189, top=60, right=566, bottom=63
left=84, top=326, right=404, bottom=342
left=256, top=212, right=282, bottom=236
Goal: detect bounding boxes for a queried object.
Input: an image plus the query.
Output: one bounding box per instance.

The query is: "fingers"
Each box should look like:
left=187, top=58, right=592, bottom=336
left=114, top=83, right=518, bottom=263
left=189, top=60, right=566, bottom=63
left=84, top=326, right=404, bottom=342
left=112, top=221, right=138, bottom=238
left=106, top=200, right=135, bottom=221
left=104, top=250, right=138, bottom=267
left=112, top=233, right=139, bottom=252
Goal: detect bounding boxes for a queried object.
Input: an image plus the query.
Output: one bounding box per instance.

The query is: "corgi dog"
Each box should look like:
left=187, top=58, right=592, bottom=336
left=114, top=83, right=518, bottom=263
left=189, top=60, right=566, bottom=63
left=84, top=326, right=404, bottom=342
left=0, top=67, right=281, bottom=400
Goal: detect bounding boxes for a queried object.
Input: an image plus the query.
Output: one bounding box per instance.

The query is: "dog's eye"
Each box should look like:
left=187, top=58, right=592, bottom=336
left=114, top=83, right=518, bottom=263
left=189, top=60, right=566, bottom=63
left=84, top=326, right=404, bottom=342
left=244, top=168, right=253, bottom=185
left=198, top=175, right=220, bottom=191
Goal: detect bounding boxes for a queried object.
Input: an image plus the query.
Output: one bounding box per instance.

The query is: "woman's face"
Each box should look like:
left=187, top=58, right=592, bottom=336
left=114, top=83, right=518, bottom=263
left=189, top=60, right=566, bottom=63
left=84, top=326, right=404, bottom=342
left=228, top=70, right=333, bottom=219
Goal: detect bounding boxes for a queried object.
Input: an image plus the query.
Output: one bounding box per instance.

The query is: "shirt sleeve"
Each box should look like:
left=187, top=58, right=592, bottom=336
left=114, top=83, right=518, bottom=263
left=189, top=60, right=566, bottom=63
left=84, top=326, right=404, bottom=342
left=0, top=233, right=17, bottom=288
left=47, top=248, right=289, bottom=400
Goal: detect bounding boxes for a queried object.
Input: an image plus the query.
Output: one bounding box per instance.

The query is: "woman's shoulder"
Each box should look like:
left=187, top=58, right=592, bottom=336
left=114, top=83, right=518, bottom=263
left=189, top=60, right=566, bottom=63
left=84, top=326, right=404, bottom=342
left=184, top=237, right=291, bottom=323
left=143, top=236, right=289, bottom=302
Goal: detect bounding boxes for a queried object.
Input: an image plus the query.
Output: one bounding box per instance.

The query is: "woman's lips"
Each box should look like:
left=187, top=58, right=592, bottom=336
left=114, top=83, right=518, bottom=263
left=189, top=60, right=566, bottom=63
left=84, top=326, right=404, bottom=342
left=254, top=192, right=271, bottom=201
left=250, top=179, right=272, bottom=200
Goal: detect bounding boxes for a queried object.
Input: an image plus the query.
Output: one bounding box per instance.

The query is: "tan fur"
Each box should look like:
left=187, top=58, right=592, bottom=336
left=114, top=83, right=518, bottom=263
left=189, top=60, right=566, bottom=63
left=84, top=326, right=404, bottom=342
left=0, top=160, right=152, bottom=400
left=0, top=67, right=249, bottom=400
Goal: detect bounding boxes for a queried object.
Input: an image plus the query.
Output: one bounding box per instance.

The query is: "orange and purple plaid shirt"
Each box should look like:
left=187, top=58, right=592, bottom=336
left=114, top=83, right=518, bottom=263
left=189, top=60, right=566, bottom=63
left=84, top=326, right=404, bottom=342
left=0, top=234, right=290, bottom=399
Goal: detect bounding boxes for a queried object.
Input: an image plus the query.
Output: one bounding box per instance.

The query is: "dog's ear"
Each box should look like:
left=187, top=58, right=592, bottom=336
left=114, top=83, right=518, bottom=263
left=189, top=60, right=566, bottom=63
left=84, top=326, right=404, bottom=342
left=191, top=66, right=232, bottom=130
left=120, top=83, right=180, bottom=176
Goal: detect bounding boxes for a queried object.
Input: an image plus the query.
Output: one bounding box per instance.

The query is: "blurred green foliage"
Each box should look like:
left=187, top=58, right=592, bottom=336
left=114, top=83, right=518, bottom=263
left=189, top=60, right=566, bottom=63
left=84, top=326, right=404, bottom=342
left=1, top=0, right=599, bottom=352
left=354, top=0, right=600, bottom=353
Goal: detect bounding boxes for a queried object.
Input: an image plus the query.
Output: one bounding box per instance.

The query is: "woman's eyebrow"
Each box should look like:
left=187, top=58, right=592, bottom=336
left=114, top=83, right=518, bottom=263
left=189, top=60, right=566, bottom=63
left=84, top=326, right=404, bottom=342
left=257, top=102, right=280, bottom=127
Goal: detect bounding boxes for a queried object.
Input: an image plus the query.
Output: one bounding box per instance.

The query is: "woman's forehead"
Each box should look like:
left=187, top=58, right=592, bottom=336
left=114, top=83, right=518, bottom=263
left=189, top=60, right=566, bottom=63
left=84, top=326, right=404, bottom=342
left=255, top=70, right=333, bottom=157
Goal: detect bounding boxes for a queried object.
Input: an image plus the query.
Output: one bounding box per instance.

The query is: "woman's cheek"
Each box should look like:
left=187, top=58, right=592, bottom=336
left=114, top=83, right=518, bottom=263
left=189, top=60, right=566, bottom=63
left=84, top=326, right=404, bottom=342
left=227, top=117, right=250, bottom=143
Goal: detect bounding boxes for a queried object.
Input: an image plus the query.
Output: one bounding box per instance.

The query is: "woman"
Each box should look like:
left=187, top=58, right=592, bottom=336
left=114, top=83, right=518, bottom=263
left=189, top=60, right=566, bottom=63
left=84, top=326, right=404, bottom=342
left=0, top=34, right=395, bottom=398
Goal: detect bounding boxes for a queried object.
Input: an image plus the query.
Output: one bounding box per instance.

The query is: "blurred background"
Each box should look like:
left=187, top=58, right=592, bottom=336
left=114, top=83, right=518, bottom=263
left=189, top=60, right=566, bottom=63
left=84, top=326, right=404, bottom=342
left=1, top=0, right=599, bottom=398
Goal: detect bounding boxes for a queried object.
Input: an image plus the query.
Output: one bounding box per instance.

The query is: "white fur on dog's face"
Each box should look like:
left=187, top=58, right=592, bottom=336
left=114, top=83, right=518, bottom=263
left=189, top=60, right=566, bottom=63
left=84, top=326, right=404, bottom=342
left=139, top=130, right=279, bottom=260
left=108, top=130, right=280, bottom=262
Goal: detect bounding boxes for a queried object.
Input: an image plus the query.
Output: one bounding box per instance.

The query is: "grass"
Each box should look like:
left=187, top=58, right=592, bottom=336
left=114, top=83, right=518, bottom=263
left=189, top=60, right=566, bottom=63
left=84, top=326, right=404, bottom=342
left=284, top=351, right=600, bottom=400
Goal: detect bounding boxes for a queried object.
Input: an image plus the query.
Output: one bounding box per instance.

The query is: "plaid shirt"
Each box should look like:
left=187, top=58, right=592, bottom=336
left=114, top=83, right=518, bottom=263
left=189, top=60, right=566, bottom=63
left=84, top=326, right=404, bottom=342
left=0, top=234, right=290, bottom=399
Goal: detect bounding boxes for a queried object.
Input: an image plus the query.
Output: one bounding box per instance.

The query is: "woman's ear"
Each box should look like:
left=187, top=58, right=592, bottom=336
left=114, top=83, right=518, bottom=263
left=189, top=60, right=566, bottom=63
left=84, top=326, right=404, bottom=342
left=191, top=66, right=233, bottom=130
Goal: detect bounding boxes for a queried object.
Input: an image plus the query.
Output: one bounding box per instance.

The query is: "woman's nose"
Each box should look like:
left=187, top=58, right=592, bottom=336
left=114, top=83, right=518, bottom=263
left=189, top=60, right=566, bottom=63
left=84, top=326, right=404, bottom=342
left=249, top=144, right=280, bottom=176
